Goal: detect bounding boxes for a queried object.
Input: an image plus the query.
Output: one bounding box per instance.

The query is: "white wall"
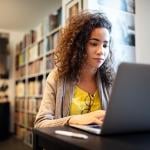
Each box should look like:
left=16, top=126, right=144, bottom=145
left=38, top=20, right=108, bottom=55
left=0, top=29, right=24, bottom=132
left=135, top=0, right=150, bottom=64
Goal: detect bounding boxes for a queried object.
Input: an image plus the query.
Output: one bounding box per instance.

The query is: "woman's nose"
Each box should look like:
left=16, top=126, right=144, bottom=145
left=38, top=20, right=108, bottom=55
left=96, top=45, right=104, bottom=55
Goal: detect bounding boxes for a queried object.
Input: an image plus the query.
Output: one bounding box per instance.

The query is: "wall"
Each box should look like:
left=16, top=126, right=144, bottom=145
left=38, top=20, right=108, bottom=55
left=135, top=0, right=150, bottom=64
left=0, top=29, right=24, bottom=132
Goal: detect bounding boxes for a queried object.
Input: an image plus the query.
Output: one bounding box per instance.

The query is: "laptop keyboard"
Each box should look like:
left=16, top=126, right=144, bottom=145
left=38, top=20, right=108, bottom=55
left=88, top=124, right=101, bottom=129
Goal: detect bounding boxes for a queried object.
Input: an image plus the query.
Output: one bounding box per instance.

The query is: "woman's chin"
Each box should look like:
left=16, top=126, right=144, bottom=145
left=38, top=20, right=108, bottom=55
left=95, top=62, right=104, bottom=68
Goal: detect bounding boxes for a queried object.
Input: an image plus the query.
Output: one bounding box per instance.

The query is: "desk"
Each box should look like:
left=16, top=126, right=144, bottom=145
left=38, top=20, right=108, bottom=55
left=33, top=126, right=150, bottom=150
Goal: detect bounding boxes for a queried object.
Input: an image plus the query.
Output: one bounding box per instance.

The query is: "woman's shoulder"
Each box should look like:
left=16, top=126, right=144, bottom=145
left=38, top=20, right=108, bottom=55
left=46, top=68, right=59, bottom=82
left=46, top=68, right=66, bottom=84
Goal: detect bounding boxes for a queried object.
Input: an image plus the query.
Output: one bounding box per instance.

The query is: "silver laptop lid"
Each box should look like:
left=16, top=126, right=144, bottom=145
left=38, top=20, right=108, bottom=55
left=101, top=63, right=150, bottom=135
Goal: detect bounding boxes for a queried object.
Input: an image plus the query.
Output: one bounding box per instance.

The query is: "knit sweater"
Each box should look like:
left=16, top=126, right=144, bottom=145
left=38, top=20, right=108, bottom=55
left=34, top=68, right=110, bottom=128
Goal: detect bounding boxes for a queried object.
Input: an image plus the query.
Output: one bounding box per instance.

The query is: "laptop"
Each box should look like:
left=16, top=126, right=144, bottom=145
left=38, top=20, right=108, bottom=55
left=69, top=62, right=150, bottom=135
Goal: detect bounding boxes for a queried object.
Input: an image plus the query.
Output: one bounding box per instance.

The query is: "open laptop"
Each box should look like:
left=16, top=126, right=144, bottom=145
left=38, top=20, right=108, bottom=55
left=69, top=62, right=150, bottom=135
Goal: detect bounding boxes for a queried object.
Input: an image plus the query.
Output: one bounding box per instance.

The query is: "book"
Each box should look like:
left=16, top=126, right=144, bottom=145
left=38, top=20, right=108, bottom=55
left=49, top=13, right=58, bottom=31
left=51, top=31, right=59, bottom=49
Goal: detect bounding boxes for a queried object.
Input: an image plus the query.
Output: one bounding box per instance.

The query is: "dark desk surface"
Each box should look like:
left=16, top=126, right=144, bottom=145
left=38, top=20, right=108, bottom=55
left=33, top=126, right=150, bottom=150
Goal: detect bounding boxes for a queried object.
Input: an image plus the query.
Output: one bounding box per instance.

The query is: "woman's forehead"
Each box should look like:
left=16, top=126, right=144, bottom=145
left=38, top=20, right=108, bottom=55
left=90, top=28, right=110, bottom=41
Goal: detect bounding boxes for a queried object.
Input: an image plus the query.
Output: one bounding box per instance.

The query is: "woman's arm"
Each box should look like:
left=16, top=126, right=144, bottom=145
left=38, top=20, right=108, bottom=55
left=68, top=110, right=106, bottom=126
left=34, top=69, right=71, bottom=128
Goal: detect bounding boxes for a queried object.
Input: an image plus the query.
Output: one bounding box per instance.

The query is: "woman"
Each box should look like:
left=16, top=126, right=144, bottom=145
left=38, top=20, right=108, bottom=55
left=34, top=10, right=114, bottom=128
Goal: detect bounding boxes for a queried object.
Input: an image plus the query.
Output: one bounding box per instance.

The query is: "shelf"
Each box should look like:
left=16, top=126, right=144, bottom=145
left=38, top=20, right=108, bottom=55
left=27, top=111, right=37, bottom=115
left=27, top=72, right=44, bottom=79
left=15, top=96, right=26, bottom=98
left=46, top=25, right=62, bottom=37
left=16, top=77, right=26, bottom=82
left=19, top=63, right=26, bottom=68
left=14, top=5, right=62, bottom=148
left=15, top=109, right=25, bottom=112
left=19, top=26, right=61, bottom=54
left=23, top=37, right=43, bottom=52
left=15, top=123, right=33, bottom=130
left=15, top=123, right=26, bottom=128
left=15, top=109, right=37, bottom=115
left=28, top=55, right=43, bottom=64
left=45, top=49, right=55, bottom=56
left=45, top=69, right=52, bottom=75
left=28, top=95, right=43, bottom=99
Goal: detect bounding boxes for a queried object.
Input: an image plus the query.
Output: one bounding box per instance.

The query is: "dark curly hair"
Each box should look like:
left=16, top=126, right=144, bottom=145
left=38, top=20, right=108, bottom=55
left=55, top=10, right=114, bottom=88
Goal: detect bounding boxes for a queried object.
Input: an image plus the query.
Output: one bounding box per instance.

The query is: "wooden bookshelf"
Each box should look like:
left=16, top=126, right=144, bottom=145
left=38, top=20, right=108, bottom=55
left=14, top=7, right=62, bottom=147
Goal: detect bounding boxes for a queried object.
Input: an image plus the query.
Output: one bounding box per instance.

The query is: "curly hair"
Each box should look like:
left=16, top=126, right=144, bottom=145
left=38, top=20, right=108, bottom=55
left=55, top=10, right=114, bottom=88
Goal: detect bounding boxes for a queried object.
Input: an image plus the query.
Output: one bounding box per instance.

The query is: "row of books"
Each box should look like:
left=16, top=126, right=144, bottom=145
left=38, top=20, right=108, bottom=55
left=15, top=79, right=43, bottom=97
left=28, top=98, right=42, bottom=113
left=15, top=98, right=42, bottom=113
left=17, top=51, right=26, bottom=67
left=15, top=81, right=43, bottom=97
left=46, top=54, right=55, bottom=71
left=27, top=44, right=39, bottom=62
left=16, top=66, right=26, bottom=79
left=28, top=59, right=43, bottom=75
left=16, top=30, right=59, bottom=67
left=16, top=7, right=62, bottom=54
left=47, top=31, right=60, bottom=51
left=14, top=7, right=62, bottom=148
left=28, top=80, right=43, bottom=97
left=15, top=126, right=26, bottom=140
left=16, top=30, right=37, bottom=54
left=43, top=7, right=62, bottom=36
left=38, top=40, right=44, bottom=56
left=15, top=126, right=33, bottom=146
left=15, top=82, right=25, bottom=97
left=16, top=52, right=55, bottom=78
left=16, top=54, right=55, bottom=78
left=15, top=9, right=61, bottom=74
left=15, top=98, right=25, bottom=112
left=15, top=112, right=36, bottom=129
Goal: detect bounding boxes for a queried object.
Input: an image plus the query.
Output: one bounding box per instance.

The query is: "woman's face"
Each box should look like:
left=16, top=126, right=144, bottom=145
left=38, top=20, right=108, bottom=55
left=85, top=27, right=110, bottom=69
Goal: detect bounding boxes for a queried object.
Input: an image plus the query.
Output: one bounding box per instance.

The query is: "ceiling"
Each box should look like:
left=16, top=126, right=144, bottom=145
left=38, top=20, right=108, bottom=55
left=0, top=0, right=61, bottom=32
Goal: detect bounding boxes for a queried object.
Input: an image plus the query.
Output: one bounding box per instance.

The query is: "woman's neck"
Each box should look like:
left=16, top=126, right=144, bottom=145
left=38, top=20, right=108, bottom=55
left=79, top=66, right=97, bottom=82
left=77, top=67, right=98, bottom=94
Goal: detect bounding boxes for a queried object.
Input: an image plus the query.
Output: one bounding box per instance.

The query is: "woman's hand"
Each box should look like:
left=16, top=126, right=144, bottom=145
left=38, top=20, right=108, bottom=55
left=68, top=110, right=105, bottom=125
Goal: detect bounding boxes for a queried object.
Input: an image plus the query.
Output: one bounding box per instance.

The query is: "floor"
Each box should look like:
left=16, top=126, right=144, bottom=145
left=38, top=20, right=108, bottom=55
left=0, top=136, right=32, bottom=150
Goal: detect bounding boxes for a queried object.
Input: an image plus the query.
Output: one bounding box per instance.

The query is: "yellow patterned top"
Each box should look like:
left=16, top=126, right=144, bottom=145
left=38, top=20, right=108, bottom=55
left=69, top=86, right=102, bottom=115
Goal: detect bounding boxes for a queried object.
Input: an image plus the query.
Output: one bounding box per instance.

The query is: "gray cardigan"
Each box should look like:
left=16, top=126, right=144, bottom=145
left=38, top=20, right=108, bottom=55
left=34, top=68, right=110, bottom=128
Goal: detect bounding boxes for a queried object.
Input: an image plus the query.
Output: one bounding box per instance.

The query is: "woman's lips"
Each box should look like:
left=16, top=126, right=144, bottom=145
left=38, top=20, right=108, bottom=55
left=94, top=58, right=104, bottom=62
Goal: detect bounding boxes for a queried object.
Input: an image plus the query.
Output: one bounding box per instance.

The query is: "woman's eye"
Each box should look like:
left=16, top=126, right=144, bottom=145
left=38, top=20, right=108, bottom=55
left=103, top=44, right=108, bottom=48
left=90, top=42, right=98, bottom=46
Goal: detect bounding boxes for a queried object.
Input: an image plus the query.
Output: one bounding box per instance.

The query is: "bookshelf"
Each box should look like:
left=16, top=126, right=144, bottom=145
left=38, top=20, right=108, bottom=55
left=14, top=7, right=62, bottom=147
